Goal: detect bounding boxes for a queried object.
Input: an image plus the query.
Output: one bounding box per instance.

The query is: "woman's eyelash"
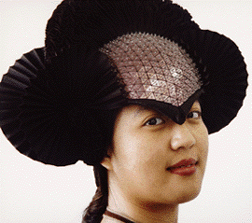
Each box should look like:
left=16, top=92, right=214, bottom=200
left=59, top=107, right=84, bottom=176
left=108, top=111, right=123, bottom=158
left=187, top=111, right=202, bottom=119
left=144, top=111, right=201, bottom=126
left=145, top=117, right=164, bottom=126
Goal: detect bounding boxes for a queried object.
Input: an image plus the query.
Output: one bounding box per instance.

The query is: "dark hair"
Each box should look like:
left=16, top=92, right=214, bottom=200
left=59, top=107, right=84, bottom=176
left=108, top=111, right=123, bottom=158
left=82, top=106, right=123, bottom=222
left=82, top=164, right=109, bottom=223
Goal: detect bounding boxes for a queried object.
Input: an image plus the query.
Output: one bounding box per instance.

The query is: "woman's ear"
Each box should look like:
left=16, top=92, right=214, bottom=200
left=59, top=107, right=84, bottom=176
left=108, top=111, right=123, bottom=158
left=100, top=148, right=113, bottom=170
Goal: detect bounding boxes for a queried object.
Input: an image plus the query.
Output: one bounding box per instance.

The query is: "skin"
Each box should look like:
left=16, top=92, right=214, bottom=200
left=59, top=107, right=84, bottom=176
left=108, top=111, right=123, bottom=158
left=101, top=101, right=208, bottom=223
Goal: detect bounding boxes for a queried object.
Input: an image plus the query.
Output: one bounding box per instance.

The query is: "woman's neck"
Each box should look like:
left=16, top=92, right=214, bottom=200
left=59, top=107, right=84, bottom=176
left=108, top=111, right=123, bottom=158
left=103, top=188, right=178, bottom=223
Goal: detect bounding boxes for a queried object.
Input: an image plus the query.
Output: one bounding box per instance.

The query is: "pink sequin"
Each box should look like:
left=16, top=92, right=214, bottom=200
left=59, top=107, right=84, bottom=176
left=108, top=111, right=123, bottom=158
left=100, top=33, right=201, bottom=107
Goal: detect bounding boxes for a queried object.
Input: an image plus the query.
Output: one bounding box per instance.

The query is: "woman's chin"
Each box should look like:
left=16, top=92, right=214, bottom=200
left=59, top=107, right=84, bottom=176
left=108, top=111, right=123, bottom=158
left=176, top=187, right=202, bottom=204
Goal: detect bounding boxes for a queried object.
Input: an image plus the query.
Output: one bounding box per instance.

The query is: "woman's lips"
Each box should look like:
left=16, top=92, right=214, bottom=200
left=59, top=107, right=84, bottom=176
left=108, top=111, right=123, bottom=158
left=167, top=158, right=197, bottom=176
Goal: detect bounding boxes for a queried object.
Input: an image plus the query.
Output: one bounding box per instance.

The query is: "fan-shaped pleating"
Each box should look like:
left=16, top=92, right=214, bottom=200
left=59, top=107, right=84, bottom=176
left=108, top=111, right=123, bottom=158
left=0, top=46, right=125, bottom=165
left=180, top=30, right=248, bottom=133
left=45, top=0, right=199, bottom=62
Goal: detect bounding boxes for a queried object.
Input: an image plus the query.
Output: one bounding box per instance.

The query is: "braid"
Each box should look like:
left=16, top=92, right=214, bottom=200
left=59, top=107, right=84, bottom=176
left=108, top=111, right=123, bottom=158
left=82, top=164, right=108, bottom=223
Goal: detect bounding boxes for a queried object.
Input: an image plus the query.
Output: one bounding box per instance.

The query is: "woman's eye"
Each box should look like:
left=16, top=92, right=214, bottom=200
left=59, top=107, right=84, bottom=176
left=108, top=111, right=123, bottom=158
left=145, top=117, right=164, bottom=126
left=187, top=111, right=202, bottom=119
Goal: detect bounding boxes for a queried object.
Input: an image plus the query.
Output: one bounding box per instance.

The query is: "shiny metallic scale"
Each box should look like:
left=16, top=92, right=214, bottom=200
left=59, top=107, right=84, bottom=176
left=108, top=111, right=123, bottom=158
left=100, top=33, right=202, bottom=107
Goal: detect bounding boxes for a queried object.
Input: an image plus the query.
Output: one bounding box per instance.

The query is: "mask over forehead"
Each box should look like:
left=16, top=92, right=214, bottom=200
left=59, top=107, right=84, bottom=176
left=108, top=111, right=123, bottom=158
left=100, top=33, right=203, bottom=124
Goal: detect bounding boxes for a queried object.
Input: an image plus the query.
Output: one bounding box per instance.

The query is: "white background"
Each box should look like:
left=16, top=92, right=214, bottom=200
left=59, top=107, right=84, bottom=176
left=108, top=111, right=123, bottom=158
left=0, top=1, right=251, bottom=222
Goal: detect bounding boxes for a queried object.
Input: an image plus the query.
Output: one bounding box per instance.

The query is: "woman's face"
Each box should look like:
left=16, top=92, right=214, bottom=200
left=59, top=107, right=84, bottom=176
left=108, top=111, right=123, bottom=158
left=103, top=101, right=208, bottom=207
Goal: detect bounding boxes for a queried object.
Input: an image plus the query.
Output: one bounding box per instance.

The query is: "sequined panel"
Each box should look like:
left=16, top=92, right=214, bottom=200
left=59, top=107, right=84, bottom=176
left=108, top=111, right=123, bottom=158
left=100, top=33, right=202, bottom=107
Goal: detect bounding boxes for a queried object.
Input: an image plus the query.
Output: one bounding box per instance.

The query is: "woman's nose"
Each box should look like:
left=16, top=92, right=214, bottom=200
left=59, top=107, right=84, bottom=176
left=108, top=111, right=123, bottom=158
left=170, top=123, right=196, bottom=151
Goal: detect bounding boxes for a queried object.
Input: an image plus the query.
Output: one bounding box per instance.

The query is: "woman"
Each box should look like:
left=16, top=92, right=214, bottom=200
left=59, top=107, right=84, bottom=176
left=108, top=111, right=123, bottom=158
left=98, top=100, right=208, bottom=223
left=0, top=1, right=248, bottom=222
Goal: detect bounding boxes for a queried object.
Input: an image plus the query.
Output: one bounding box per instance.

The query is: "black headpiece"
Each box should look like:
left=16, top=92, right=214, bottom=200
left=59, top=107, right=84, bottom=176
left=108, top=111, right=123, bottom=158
left=0, top=0, right=248, bottom=166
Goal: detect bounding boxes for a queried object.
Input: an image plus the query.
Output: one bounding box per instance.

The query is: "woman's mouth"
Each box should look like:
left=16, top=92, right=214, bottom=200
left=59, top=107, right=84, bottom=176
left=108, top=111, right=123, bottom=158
left=167, top=158, right=197, bottom=176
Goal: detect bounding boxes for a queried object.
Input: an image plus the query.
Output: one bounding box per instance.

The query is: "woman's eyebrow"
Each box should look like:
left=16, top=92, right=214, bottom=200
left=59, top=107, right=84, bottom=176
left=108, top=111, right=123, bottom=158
left=134, top=107, right=150, bottom=118
left=133, top=106, right=162, bottom=118
left=189, top=101, right=201, bottom=111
